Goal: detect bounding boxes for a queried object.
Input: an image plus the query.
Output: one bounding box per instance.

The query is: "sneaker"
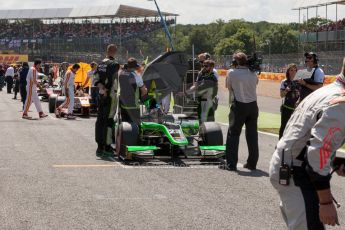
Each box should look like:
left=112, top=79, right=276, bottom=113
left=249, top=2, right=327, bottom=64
left=39, top=113, right=48, bottom=118
left=22, top=114, right=32, bottom=119
left=219, top=164, right=237, bottom=171
left=66, top=114, right=76, bottom=120
left=243, top=163, right=256, bottom=170
left=96, top=148, right=104, bottom=157
left=102, top=149, right=115, bottom=158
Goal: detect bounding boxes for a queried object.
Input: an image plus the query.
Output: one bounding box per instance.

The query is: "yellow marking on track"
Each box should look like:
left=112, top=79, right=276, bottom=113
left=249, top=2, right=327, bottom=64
left=52, top=164, right=121, bottom=168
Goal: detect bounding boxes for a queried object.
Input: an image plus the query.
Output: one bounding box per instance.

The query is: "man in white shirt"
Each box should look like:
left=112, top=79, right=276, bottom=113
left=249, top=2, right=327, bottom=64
left=22, top=59, right=48, bottom=119
left=5, top=65, right=14, bottom=94
left=297, top=52, right=325, bottom=102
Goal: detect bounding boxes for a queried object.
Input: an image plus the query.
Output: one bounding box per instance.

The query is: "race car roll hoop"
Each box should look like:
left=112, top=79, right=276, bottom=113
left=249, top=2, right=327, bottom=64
left=115, top=52, right=225, bottom=162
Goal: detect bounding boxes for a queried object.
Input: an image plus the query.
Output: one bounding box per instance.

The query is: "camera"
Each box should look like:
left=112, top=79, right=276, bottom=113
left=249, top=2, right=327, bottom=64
left=232, top=53, right=263, bottom=73
left=247, top=53, right=263, bottom=74
left=287, top=80, right=300, bottom=92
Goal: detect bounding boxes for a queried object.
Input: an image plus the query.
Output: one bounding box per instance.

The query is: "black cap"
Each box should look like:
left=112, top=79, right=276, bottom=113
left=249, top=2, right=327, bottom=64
left=127, top=57, right=140, bottom=69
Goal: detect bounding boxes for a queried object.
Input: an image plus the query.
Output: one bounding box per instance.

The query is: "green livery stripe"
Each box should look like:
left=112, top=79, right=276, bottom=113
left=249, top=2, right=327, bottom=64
left=141, top=122, right=189, bottom=145
left=127, top=146, right=158, bottom=152
left=199, top=145, right=226, bottom=151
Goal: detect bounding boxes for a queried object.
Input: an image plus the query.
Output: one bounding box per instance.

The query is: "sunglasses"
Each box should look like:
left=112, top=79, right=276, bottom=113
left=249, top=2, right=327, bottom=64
left=203, top=65, right=210, bottom=68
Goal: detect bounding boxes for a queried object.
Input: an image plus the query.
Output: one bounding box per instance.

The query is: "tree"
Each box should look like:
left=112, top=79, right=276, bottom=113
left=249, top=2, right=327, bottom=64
left=261, top=25, right=298, bottom=54
left=214, top=37, right=244, bottom=55
left=232, top=28, right=256, bottom=54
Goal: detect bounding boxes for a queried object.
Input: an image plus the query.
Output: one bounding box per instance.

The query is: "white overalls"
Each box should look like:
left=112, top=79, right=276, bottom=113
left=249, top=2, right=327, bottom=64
left=23, top=67, right=43, bottom=115
left=269, top=75, right=345, bottom=230
left=60, top=70, right=75, bottom=114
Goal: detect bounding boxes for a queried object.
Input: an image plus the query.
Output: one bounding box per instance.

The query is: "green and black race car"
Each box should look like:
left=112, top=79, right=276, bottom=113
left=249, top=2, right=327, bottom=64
left=115, top=51, right=225, bottom=161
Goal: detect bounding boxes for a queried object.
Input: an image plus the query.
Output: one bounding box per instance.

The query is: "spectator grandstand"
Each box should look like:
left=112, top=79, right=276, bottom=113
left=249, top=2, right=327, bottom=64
left=313, top=18, right=345, bottom=32
left=0, top=5, right=177, bottom=63
left=0, top=19, right=174, bottom=40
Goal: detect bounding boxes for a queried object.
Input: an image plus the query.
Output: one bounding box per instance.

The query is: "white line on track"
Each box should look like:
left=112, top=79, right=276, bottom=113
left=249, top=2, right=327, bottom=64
left=218, top=122, right=345, bottom=153
left=108, top=156, right=126, bottom=168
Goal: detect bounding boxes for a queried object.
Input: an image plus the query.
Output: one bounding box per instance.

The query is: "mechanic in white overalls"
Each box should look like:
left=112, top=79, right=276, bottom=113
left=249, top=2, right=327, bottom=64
left=269, top=58, right=345, bottom=230
left=22, top=59, right=48, bottom=119
left=57, top=63, right=80, bottom=119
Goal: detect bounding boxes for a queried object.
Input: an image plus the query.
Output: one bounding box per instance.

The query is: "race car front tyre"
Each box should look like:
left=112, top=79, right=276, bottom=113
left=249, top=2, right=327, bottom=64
left=117, top=122, right=139, bottom=160
left=199, top=122, right=223, bottom=145
left=48, top=94, right=57, bottom=113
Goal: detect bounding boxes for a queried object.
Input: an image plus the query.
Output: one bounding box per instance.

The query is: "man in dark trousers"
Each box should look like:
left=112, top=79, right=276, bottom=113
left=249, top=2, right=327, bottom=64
left=224, top=52, right=259, bottom=171
left=19, top=62, right=29, bottom=110
left=94, top=44, right=120, bottom=157
left=5, top=65, right=14, bottom=94
left=0, top=65, right=5, bottom=91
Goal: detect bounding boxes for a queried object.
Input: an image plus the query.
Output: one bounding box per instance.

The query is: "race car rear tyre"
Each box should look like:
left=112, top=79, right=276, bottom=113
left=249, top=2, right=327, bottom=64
left=82, top=107, right=90, bottom=117
left=48, top=94, right=58, bottom=113
left=56, top=96, right=66, bottom=108
left=117, top=122, right=139, bottom=160
left=199, top=122, right=223, bottom=145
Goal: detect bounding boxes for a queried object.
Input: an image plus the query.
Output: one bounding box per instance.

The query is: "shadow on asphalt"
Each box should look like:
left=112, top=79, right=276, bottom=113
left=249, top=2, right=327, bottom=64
left=236, top=169, right=269, bottom=177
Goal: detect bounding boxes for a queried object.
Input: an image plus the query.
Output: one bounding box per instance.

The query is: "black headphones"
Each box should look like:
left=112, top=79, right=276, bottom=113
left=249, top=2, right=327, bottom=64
left=305, top=52, right=318, bottom=64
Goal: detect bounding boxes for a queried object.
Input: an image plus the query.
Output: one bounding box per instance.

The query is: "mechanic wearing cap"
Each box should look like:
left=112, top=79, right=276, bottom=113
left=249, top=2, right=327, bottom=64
left=198, top=52, right=219, bottom=119
left=56, top=63, right=80, bottom=120
left=94, top=44, right=120, bottom=157
left=269, top=58, right=345, bottom=230
left=119, top=57, right=148, bottom=124
left=298, top=52, right=325, bottom=102
left=22, top=59, right=48, bottom=119
left=187, top=59, right=218, bottom=123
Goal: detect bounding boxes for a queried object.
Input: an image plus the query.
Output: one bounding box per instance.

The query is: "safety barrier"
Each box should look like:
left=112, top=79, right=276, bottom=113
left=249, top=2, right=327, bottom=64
left=217, top=69, right=337, bottom=85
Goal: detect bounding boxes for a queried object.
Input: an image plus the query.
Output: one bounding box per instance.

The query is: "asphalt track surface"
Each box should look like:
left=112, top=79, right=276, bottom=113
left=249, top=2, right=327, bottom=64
left=1, top=91, right=345, bottom=230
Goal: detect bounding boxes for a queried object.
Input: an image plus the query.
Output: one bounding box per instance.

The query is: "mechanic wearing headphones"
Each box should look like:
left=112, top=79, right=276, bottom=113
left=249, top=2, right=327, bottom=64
left=297, top=52, right=325, bottom=102
left=187, top=59, right=218, bottom=123
left=119, top=57, right=147, bottom=124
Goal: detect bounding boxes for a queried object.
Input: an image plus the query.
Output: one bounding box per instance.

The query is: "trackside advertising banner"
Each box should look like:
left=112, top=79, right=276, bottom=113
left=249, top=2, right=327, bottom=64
left=216, top=69, right=337, bottom=85
left=0, top=54, right=28, bottom=64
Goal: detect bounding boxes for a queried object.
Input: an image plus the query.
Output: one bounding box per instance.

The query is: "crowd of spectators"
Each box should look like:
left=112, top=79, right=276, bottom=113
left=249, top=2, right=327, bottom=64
left=0, top=19, right=175, bottom=40
left=312, top=18, right=345, bottom=32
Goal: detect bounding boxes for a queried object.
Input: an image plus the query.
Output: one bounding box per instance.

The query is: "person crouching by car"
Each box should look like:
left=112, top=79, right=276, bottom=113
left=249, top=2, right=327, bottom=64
left=56, top=63, right=80, bottom=120
left=119, top=58, right=148, bottom=124
left=279, top=64, right=299, bottom=139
